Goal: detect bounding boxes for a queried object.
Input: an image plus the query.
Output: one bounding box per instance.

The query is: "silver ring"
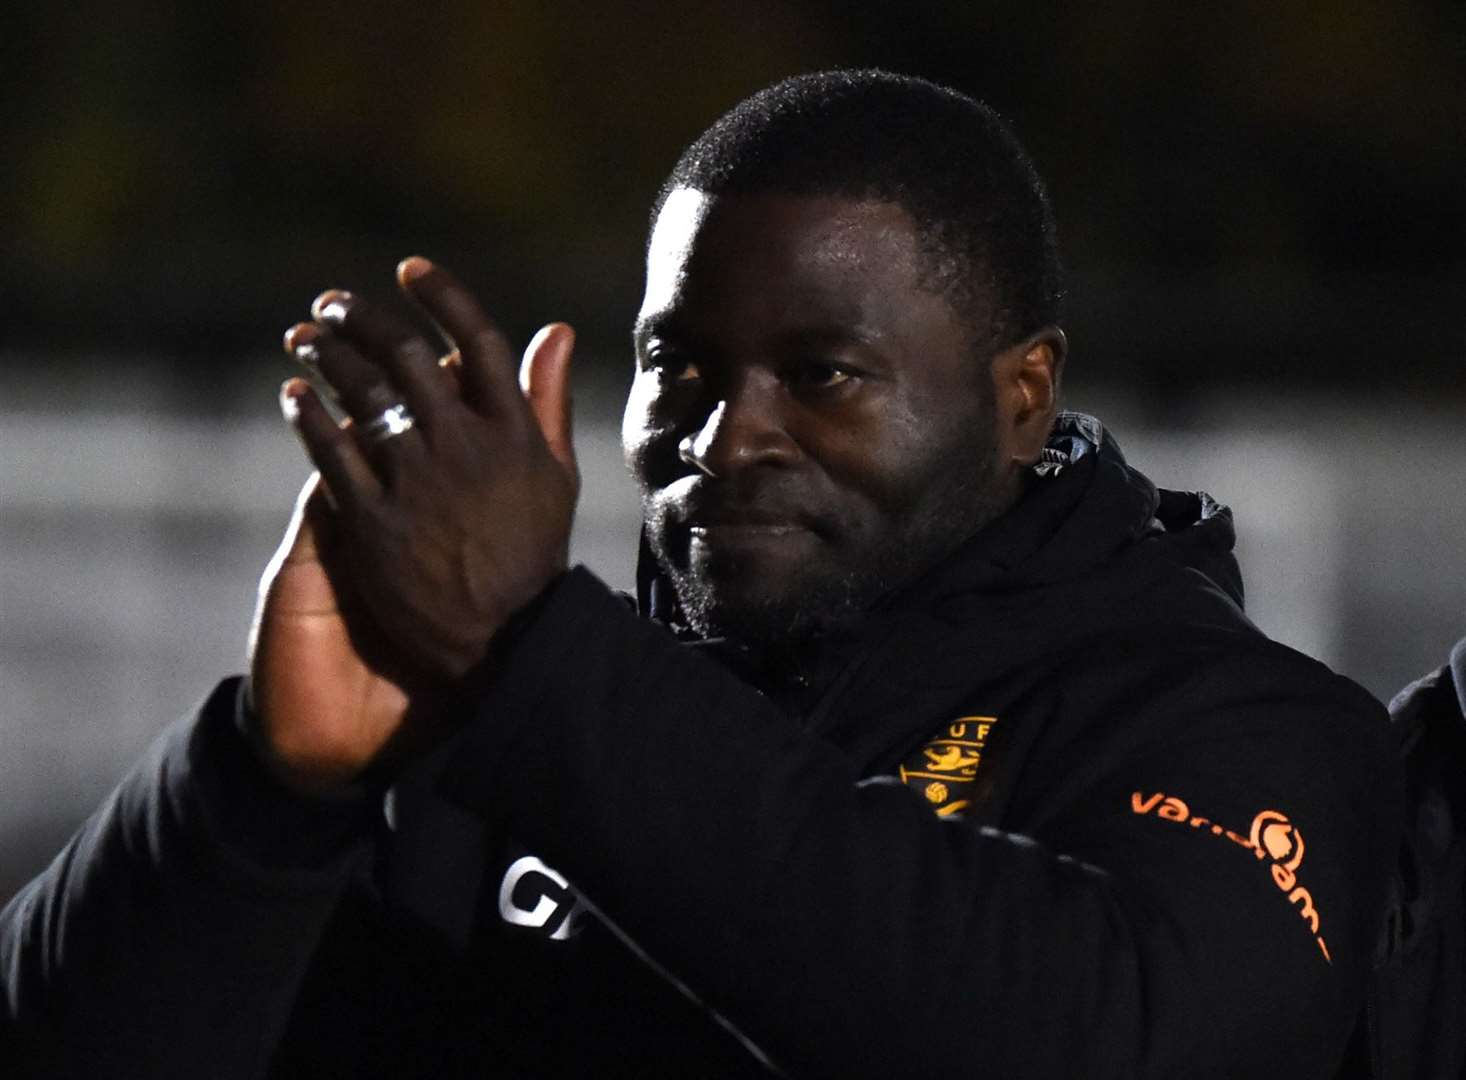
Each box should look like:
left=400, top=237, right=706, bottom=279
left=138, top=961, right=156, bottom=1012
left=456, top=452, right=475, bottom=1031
left=360, top=402, right=416, bottom=444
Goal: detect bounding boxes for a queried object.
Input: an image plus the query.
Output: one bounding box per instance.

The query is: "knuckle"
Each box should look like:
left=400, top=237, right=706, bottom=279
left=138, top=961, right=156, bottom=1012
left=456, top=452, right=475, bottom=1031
left=359, top=381, right=402, bottom=414
left=319, top=421, right=356, bottom=454
left=311, top=340, right=353, bottom=379
left=469, top=327, right=508, bottom=360
left=380, top=441, right=428, bottom=485
left=341, top=502, right=384, bottom=540
left=390, top=336, right=434, bottom=372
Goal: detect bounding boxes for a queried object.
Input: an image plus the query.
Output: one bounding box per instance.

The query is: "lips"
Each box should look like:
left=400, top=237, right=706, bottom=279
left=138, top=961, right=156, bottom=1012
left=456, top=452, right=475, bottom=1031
left=686, top=514, right=810, bottom=543
left=650, top=477, right=832, bottom=567
left=686, top=512, right=804, bottom=532
left=684, top=520, right=815, bottom=570
left=674, top=499, right=823, bottom=563
left=679, top=501, right=817, bottom=538
left=688, top=522, right=805, bottom=545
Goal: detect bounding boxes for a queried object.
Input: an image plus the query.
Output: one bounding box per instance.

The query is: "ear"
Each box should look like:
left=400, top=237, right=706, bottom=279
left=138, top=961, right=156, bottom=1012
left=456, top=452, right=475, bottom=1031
left=991, top=326, right=1066, bottom=467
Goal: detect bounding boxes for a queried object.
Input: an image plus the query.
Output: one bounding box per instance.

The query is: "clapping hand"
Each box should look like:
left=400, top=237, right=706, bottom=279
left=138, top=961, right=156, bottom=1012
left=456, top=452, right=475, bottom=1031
left=248, top=258, right=578, bottom=794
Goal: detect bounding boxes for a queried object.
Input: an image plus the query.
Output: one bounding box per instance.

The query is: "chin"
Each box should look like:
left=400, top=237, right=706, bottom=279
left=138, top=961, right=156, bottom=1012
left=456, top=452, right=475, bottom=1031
left=672, top=566, right=868, bottom=648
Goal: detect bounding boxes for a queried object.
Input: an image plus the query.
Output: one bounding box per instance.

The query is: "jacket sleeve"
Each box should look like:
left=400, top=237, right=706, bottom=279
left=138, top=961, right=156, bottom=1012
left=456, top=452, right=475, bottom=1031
left=439, top=567, right=1403, bottom=1080
left=0, top=678, right=373, bottom=1078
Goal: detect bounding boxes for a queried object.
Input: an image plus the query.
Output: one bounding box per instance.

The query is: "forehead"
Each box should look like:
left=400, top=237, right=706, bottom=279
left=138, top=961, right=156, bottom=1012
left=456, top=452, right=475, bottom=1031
left=637, top=188, right=963, bottom=349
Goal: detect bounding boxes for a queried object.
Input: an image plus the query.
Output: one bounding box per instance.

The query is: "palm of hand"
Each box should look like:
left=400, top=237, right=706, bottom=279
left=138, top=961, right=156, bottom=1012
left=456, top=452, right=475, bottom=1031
left=248, top=477, right=418, bottom=795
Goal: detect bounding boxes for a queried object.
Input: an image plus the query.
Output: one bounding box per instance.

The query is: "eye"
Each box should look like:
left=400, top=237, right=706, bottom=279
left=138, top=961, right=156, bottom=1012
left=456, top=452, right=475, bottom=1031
left=791, top=361, right=856, bottom=391
left=669, top=358, right=702, bottom=383
left=643, top=348, right=702, bottom=383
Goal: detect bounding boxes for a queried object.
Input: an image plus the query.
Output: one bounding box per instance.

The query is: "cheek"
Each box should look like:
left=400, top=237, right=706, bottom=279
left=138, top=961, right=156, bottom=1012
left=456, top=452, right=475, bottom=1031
left=829, top=411, right=939, bottom=508
left=621, top=376, right=660, bottom=475
left=622, top=376, right=681, bottom=490
left=842, top=411, right=995, bottom=527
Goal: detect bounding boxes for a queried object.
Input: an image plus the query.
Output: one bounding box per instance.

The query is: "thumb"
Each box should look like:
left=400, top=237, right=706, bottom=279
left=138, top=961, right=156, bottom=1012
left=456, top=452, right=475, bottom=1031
left=519, top=322, right=578, bottom=483
left=278, top=472, right=328, bottom=569
left=254, top=474, right=336, bottom=619
left=247, top=473, right=347, bottom=707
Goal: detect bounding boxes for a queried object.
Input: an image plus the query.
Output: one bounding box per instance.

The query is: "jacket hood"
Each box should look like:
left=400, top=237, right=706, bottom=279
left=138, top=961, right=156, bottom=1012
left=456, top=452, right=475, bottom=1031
left=632, top=412, right=1255, bottom=755
left=916, top=412, right=1242, bottom=606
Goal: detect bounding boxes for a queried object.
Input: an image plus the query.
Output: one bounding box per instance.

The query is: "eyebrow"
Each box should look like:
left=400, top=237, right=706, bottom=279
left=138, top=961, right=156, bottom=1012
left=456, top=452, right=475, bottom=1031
left=635, top=314, right=880, bottom=352
left=632, top=313, right=673, bottom=352
left=771, top=324, right=881, bottom=352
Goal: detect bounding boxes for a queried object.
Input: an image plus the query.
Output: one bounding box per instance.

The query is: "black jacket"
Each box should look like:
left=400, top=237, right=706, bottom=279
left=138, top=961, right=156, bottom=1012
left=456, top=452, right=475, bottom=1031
left=1359, top=637, right=1466, bottom=1079
left=1, top=414, right=1402, bottom=1078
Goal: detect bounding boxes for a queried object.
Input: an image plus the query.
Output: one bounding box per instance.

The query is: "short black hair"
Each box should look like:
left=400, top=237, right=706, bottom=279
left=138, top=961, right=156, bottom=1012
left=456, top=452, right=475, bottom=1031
left=653, top=69, right=1063, bottom=355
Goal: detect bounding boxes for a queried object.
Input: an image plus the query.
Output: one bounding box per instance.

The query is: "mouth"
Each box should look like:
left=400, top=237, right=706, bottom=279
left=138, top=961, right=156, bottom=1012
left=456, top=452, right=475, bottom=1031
left=686, top=506, right=805, bottom=527
left=688, top=521, right=804, bottom=540
left=682, top=498, right=819, bottom=532
left=652, top=478, right=830, bottom=564
left=679, top=508, right=820, bottom=560
left=680, top=521, right=818, bottom=578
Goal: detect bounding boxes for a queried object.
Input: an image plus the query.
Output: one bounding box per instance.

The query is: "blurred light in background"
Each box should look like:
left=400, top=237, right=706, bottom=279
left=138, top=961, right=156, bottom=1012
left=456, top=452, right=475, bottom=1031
left=5, top=366, right=1463, bottom=903
left=3, top=0, right=1464, bottom=903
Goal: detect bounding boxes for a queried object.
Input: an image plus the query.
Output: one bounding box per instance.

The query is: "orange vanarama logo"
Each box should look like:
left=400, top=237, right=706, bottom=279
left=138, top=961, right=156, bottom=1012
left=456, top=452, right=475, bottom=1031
left=901, top=716, right=999, bottom=819
left=1131, top=791, right=1331, bottom=964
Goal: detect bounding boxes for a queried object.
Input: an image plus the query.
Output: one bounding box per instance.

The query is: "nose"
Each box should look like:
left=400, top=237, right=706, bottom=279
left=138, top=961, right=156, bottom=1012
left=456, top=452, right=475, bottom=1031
left=678, top=380, right=798, bottom=477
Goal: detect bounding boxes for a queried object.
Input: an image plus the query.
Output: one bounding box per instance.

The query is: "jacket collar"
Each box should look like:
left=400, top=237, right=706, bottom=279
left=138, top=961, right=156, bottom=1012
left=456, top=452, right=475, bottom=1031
left=634, top=413, right=1242, bottom=724
left=1450, top=637, right=1466, bottom=719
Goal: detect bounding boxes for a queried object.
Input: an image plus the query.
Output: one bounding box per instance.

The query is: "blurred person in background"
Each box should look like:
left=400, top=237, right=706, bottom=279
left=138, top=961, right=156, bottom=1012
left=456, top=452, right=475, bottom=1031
left=1, top=71, right=1403, bottom=1078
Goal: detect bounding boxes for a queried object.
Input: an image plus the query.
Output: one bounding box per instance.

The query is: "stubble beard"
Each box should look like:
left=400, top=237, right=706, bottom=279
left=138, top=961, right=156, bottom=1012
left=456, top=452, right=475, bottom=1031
left=659, top=544, right=871, bottom=649
left=645, top=419, right=1012, bottom=655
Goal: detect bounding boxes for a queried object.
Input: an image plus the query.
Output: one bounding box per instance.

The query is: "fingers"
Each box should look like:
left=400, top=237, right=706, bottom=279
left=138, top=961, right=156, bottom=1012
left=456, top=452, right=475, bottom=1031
left=280, top=377, right=383, bottom=513
left=280, top=259, right=562, bottom=494
left=520, top=322, right=579, bottom=483
left=284, top=314, right=437, bottom=488
left=286, top=322, right=402, bottom=427
left=310, top=289, right=458, bottom=420
left=397, top=256, right=520, bottom=416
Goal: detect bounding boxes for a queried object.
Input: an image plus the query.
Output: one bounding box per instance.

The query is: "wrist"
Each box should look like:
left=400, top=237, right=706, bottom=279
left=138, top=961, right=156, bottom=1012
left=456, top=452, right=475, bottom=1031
left=240, top=674, right=380, bottom=801
left=200, top=678, right=378, bottom=869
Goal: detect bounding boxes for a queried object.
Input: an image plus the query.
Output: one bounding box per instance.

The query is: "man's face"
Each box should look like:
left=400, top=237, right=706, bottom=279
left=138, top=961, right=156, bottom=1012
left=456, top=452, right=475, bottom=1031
left=623, top=189, right=1013, bottom=647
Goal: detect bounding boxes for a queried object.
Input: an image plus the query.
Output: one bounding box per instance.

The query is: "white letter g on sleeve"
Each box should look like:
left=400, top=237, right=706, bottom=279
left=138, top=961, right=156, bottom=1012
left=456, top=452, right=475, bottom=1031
left=498, top=855, right=590, bottom=941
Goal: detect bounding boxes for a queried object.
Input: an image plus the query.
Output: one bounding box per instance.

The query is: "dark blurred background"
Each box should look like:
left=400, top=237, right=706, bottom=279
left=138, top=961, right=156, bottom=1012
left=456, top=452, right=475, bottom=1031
left=4, top=1, right=1464, bottom=902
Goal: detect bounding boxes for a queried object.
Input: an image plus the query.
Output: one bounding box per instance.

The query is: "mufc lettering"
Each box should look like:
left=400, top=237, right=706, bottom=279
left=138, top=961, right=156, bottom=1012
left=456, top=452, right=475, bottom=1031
left=1130, top=791, right=1332, bottom=964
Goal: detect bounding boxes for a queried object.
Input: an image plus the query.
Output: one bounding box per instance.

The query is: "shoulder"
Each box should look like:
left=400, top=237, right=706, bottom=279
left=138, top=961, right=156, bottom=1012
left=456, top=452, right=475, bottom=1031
left=1389, top=636, right=1466, bottom=726
left=1014, top=623, right=1397, bottom=838
left=1053, top=617, right=1386, bottom=741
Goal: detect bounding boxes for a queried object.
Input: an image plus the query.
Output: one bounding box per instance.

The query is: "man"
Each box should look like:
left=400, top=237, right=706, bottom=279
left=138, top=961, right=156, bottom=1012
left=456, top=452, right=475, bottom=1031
left=1370, top=635, right=1466, bottom=1079
left=1, top=71, right=1401, bottom=1077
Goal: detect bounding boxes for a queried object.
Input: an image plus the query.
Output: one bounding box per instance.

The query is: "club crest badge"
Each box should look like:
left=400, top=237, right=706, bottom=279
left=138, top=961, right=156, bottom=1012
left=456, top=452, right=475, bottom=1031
left=899, top=715, right=999, bottom=820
